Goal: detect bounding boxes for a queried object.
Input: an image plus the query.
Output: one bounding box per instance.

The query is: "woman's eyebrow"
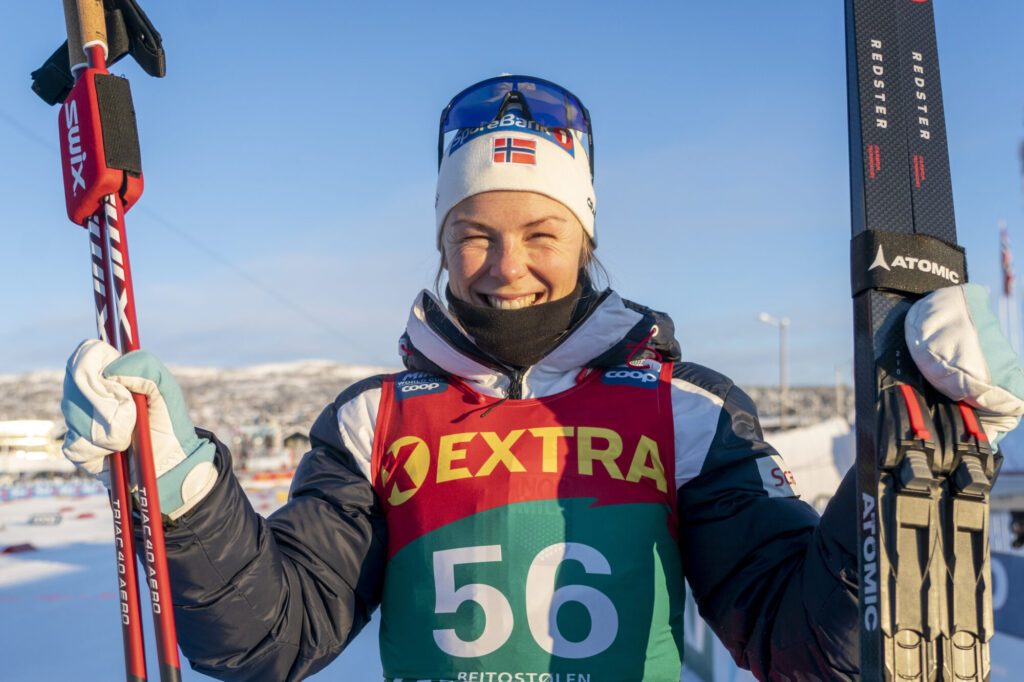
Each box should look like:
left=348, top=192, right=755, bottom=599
left=450, top=218, right=494, bottom=231
left=523, top=215, right=568, bottom=228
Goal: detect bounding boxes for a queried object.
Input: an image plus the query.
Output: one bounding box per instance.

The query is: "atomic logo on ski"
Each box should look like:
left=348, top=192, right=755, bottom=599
left=868, top=245, right=891, bottom=272
left=866, top=244, right=960, bottom=284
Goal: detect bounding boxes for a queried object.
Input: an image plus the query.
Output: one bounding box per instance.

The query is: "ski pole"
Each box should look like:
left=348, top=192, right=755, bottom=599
left=102, top=188, right=183, bottom=682
left=89, top=211, right=149, bottom=681
left=62, top=7, right=148, bottom=682
left=58, top=1, right=181, bottom=680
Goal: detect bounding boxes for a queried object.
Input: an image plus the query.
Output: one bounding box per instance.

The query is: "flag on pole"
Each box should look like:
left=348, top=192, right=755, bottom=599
left=1001, top=223, right=1014, bottom=297
left=1019, top=138, right=1024, bottom=196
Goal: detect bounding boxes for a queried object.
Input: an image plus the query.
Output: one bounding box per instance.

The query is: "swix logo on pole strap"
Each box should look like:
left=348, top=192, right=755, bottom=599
left=58, top=69, right=143, bottom=225
left=63, top=101, right=87, bottom=194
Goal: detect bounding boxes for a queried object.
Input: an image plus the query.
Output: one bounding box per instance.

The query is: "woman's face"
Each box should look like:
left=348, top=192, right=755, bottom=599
left=442, top=191, right=585, bottom=310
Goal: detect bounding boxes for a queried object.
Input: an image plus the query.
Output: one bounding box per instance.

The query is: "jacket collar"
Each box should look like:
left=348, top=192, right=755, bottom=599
left=399, top=289, right=680, bottom=398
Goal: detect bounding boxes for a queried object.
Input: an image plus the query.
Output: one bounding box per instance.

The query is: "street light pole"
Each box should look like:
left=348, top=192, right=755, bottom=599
left=758, top=312, right=790, bottom=430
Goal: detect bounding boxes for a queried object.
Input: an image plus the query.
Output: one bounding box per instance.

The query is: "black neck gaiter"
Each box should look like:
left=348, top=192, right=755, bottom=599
left=446, top=282, right=587, bottom=369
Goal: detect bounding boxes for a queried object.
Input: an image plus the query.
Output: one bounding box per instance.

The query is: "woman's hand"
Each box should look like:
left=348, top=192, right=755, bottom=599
left=61, top=339, right=218, bottom=520
left=906, top=282, right=1024, bottom=447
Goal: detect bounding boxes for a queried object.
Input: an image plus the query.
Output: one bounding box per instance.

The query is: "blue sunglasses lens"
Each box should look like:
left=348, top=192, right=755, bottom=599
left=443, top=77, right=588, bottom=133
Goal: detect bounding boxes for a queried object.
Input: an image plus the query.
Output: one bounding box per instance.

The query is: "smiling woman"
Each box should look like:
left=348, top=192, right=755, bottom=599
left=55, top=73, right=1024, bottom=682
left=442, top=191, right=586, bottom=310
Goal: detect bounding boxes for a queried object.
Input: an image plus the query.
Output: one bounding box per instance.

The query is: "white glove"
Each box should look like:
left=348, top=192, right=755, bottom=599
left=61, top=339, right=218, bottom=520
left=906, top=283, right=1024, bottom=449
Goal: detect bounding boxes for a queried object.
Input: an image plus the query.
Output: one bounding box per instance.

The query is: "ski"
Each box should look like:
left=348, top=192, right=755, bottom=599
left=844, top=1, right=996, bottom=680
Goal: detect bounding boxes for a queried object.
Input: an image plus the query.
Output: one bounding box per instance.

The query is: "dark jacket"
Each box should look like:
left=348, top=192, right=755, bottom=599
left=159, top=289, right=860, bottom=680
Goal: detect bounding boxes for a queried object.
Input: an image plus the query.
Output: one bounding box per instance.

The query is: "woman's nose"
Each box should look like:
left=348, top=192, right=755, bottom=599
left=489, top=241, right=526, bottom=282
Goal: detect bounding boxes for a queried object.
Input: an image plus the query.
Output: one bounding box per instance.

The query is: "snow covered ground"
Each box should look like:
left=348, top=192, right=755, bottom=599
left=2, top=436, right=1022, bottom=680
left=0, top=485, right=383, bottom=680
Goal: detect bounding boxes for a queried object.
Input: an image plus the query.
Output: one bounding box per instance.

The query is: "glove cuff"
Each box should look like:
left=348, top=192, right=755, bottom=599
left=157, top=438, right=218, bottom=520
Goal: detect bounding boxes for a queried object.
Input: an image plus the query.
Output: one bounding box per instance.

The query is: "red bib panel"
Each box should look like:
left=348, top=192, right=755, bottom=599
left=371, top=364, right=685, bottom=681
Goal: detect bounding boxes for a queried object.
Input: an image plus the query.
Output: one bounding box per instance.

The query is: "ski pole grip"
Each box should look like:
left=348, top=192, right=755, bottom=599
left=62, top=0, right=108, bottom=71
left=61, top=0, right=86, bottom=73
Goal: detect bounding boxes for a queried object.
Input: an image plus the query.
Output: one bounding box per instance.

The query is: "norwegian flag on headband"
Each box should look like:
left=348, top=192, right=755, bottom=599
left=493, top=137, right=536, bottom=165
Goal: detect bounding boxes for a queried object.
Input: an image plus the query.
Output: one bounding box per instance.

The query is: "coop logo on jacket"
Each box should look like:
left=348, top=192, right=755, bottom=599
left=601, top=365, right=660, bottom=388
left=395, top=372, right=448, bottom=400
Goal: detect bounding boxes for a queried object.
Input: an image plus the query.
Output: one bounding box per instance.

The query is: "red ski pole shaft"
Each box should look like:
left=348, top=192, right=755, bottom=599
left=88, top=212, right=149, bottom=682
left=99, top=188, right=182, bottom=682
left=63, top=4, right=147, bottom=681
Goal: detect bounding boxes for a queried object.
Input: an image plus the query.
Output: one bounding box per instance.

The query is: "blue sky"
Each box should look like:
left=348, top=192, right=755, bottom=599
left=2, top=1, right=1022, bottom=386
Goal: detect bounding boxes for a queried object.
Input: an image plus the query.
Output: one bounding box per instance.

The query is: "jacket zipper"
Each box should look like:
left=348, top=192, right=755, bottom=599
left=507, top=369, right=524, bottom=400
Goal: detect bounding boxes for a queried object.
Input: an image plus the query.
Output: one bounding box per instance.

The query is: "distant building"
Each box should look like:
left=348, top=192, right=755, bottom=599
left=235, top=423, right=293, bottom=472
left=284, top=431, right=310, bottom=459
left=0, top=420, right=73, bottom=481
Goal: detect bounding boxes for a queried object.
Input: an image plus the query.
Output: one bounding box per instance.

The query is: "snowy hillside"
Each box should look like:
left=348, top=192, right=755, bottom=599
left=0, top=361, right=849, bottom=444
left=0, top=359, right=394, bottom=445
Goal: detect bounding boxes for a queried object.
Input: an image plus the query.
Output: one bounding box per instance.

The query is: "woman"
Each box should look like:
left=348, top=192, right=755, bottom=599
left=62, top=75, right=1024, bottom=681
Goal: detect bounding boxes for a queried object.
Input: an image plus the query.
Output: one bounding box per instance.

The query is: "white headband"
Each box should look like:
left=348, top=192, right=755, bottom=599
left=435, top=114, right=596, bottom=247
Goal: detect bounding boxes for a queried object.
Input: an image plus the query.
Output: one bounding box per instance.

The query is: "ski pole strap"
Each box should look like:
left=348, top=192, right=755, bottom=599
left=32, top=0, right=165, bottom=106
left=850, top=231, right=967, bottom=296
left=60, top=70, right=144, bottom=224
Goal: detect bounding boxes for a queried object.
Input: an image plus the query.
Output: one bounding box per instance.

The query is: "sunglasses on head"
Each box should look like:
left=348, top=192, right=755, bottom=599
left=438, top=75, right=594, bottom=178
